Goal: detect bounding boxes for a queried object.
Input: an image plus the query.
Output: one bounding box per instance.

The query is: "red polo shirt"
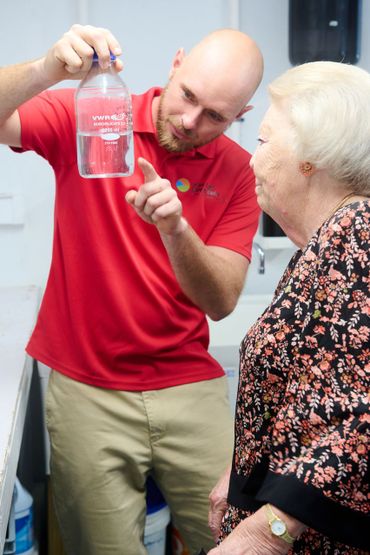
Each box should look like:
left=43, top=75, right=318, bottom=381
left=14, top=87, right=259, bottom=390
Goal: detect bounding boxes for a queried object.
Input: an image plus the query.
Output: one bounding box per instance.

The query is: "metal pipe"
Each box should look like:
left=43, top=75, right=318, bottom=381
left=252, top=241, right=265, bottom=274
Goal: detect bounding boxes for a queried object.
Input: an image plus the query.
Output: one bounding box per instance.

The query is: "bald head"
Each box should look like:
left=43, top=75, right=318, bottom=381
left=154, top=29, right=263, bottom=153
left=181, top=29, right=264, bottom=113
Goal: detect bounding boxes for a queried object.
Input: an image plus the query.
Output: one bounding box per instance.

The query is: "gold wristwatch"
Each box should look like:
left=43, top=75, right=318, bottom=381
left=264, top=504, right=296, bottom=545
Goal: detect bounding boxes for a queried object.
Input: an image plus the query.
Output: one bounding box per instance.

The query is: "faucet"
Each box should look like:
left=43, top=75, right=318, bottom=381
left=252, top=242, right=265, bottom=274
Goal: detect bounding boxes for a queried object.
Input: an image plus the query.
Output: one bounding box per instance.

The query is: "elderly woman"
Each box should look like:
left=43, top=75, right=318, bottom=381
left=207, top=61, right=369, bottom=555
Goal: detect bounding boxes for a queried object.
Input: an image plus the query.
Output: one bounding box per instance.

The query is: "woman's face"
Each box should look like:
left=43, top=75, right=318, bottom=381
left=250, top=102, right=305, bottom=225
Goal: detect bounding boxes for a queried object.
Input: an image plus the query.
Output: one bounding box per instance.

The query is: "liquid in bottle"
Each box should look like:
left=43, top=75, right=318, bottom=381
left=75, top=52, right=134, bottom=178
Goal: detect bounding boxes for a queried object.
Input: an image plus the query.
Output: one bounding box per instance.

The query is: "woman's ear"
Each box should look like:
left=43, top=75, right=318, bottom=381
left=169, top=47, right=185, bottom=79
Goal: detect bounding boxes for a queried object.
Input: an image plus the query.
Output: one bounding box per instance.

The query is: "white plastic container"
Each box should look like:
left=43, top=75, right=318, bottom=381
left=14, top=478, right=35, bottom=555
left=144, top=505, right=171, bottom=555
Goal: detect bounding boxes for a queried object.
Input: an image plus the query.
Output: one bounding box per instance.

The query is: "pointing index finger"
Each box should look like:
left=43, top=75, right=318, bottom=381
left=138, top=157, right=159, bottom=183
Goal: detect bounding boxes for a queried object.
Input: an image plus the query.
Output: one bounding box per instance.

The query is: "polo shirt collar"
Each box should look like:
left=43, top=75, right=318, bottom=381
left=132, top=87, right=217, bottom=159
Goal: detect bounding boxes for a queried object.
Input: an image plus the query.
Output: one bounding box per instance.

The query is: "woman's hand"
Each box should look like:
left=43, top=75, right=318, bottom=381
left=207, top=505, right=300, bottom=555
left=208, top=466, right=231, bottom=542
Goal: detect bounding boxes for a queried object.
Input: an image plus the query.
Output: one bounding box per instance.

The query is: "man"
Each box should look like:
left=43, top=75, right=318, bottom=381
left=0, top=24, right=263, bottom=554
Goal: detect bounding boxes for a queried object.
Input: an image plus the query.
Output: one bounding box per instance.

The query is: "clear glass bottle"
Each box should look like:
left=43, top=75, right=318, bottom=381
left=75, top=52, right=134, bottom=178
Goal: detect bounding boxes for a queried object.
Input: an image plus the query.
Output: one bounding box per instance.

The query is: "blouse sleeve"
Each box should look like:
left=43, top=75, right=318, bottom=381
left=256, top=204, right=370, bottom=550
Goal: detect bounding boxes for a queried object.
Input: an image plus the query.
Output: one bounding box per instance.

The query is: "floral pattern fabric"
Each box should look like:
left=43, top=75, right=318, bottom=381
left=221, top=201, right=370, bottom=554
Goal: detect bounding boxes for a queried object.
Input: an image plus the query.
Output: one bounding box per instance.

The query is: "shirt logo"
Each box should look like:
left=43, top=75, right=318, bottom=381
left=175, top=178, right=220, bottom=199
left=176, top=178, right=191, bottom=192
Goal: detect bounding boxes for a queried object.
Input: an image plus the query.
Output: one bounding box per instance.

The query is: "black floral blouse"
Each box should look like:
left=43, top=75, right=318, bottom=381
left=221, top=201, right=370, bottom=554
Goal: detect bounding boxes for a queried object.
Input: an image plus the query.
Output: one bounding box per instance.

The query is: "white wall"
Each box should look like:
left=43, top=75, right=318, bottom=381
left=1, top=0, right=369, bottom=296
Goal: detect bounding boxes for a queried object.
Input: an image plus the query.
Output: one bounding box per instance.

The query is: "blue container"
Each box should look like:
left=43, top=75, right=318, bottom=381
left=146, top=476, right=167, bottom=515
left=14, top=478, right=34, bottom=555
left=144, top=476, right=170, bottom=555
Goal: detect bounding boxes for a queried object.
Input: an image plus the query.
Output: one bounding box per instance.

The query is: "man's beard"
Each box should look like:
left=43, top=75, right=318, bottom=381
left=156, top=90, right=196, bottom=153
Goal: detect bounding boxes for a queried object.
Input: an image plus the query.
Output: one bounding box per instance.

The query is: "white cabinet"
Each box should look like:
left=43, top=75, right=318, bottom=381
left=208, top=293, right=272, bottom=348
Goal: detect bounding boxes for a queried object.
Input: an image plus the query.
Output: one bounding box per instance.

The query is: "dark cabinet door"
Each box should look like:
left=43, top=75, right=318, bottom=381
left=289, top=0, right=361, bottom=65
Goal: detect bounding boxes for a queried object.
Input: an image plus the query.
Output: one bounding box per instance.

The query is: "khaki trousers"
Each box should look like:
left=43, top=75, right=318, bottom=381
left=45, top=370, right=234, bottom=555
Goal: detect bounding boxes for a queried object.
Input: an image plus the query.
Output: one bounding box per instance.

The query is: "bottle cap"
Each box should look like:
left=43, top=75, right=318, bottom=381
left=92, top=50, right=116, bottom=62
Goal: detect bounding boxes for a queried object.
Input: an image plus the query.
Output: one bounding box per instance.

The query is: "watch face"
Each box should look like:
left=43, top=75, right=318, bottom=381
left=271, top=520, right=287, bottom=536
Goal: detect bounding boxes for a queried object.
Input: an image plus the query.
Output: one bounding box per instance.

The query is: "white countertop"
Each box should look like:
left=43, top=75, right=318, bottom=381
left=0, top=286, right=39, bottom=552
